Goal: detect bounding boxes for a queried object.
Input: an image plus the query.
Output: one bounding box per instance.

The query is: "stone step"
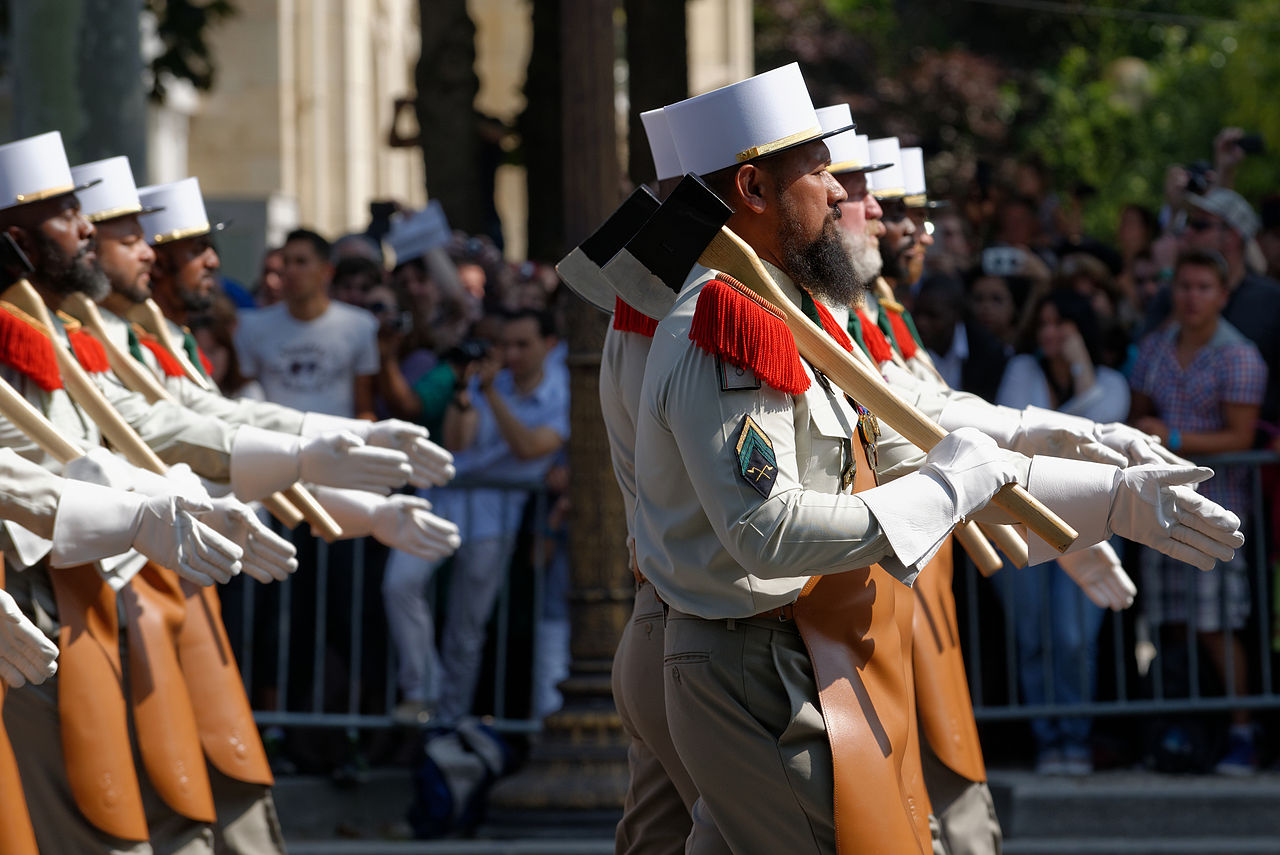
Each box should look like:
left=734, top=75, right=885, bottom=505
left=990, top=770, right=1280, bottom=841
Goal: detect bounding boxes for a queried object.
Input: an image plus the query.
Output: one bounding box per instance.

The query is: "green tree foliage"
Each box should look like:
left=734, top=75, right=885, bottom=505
left=758, top=0, right=1280, bottom=238
left=146, top=0, right=237, bottom=102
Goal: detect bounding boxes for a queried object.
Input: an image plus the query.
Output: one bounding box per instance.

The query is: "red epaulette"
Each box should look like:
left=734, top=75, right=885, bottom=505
left=67, top=329, right=109, bottom=374
left=135, top=334, right=186, bottom=378
left=612, top=296, right=659, bottom=337
left=688, top=275, right=809, bottom=395
left=856, top=309, right=895, bottom=364
left=0, top=302, right=62, bottom=391
left=812, top=299, right=854, bottom=352
left=884, top=308, right=919, bottom=360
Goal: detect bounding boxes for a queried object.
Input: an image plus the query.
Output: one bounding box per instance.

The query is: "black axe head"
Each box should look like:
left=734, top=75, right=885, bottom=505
left=0, top=232, right=35, bottom=285
left=617, top=173, right=733, bottom=293
left=580, top=185, right=661, bottom=266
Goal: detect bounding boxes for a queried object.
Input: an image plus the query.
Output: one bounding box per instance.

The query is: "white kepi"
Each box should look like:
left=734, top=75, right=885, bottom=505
left=386, top=200, right=451, bottom=268
left=867, top=137, right=906, bottom=199
left=816, top=104, right=891, bottom=176
left=0, top=131, right=99, bottom=211
left=900, top=146, right=927, bottom=207
left=137, top=177, right=223, bottom=246
left=663, top=62, right=853, bottom=177
left=640, top=107, right=683, bottom=183
left=70, top=156, right=163, bottom=223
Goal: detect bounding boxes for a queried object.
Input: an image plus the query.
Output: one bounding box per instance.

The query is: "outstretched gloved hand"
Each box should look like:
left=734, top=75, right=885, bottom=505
left=0, top=588, right=58, bottom=688
left=1095, top=422, right=1194, bottom=468
left=1109, top=465, right=1243, bottom=571
left=197, top=496, right=297, bottom=583
left=364, top=419, right=456, bottom=488
left=310, top=486, right=461, bottom=561
left=298, top=432, right=412, bottom=493
left=1056, top=541, right=1135, bottom=610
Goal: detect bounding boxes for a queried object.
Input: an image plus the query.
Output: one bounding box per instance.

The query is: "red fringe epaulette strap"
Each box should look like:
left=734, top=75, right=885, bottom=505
left=689, top=275, right=809, bottom=395
left=196, top=347, right=213, bottom=377
left=67, top=330, right=110, bottom=374
left=612, top=296, right=659, bottom=337
left=812, top=298, right=854, bottom=352
left=856, top=310, right=895, bottom=364
left=137, top=336, right=187, bottom=378
left=886, top=310, right=918, bottom=360
left=0, top=302, right=62, bottom=391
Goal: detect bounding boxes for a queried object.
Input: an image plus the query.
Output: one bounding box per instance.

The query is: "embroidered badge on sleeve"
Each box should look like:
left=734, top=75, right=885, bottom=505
left=735, top=414, right=778, bottom=498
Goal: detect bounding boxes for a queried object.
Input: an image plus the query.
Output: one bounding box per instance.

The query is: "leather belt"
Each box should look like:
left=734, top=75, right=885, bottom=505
left=751, top=603, right=795, bottom=622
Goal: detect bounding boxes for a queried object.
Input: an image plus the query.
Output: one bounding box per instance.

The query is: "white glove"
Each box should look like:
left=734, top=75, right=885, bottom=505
left=196, top=496, right=298, bottom=583
left=64, top=447, right=210, bottom=502
left=860, top=427, right=1021, bottom=571
left=364, top=420, right=456, bottom=488
left=50, top=483, right=244, bottom=586
left=938, top=400, right=1128, bottom=467
left=230, top=425, right=412, bottom=501
left=311, top=487, right=461, bottom=561
left=1056, top=541, right=1135, bottom=610
left=0, top=588, right=58, bottom=688
left=1095, top=422, right=1194, bottom=467
left=1109, top=465, right=1244, bottom=572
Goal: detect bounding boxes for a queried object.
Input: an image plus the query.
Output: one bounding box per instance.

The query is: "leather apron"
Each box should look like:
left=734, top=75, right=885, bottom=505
left=0, top=557, right=40, bottom=855
left=792, top=432, right=933, bottom=855
left=50, top=561, right=149, bottom=840
left=176, top=581, right=273, bottom=786
left=911, top=538, right=987, bottom=782
left=122, top=562, right=216, bottom=822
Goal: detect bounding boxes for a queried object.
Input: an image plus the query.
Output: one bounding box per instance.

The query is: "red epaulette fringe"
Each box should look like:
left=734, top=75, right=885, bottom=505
left=689, top=275, right=809, bottom=395
left=886, top=310, right=918, bottom=359
left=612, top=296, right=659, bottom=337
left=137, top=336, right=187, bottom=378
left=67, top=329, right=110, bottom=374
left=0, top=303, right=61, bottom=390
left=812, top=298, right=854, bottom=352
left=857, top=310, right=895, bottom=364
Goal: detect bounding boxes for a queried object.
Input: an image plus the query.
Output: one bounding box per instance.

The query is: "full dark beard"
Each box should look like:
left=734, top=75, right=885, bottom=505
left=779, top=211, right=861, bottom=308
left=878, top=232, right=915, bottom=283
left=35, top=232, right=109, bottom=301
left=180, top=286, right=215, bottom=313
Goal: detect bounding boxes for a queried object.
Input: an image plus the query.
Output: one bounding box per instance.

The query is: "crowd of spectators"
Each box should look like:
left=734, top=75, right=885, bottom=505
left=196, top=204, right=572, bottom=781
left=895, top=128, right=1277, bottom=776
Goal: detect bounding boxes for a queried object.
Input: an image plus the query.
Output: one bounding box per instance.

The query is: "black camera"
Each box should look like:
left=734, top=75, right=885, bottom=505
left=1185, top=160, right=1213, bottom=196
left=443, top=338, right=489, bottom=367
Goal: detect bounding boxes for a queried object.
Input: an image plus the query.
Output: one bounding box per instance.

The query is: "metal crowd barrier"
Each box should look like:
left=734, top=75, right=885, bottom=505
left=966, top=450, right=1279, bottom=721
left=228, top=478, right=554, bottom=735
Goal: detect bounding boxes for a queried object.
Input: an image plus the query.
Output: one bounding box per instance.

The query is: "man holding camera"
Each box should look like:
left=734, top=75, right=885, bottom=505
left=383, top=308, right=569, bottom=726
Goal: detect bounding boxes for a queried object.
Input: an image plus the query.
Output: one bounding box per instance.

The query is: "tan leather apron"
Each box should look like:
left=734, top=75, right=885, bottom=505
left=0, top=558, right=40, bottom=855
left=911, top=537, right=986, bottom=782
left=176, top=581, right=273, bottom=786
left=792, top=434, right=933, bottom=855
left=122, top=562, right=216, bottom=822
left=50, top=561, right=149, bottom=840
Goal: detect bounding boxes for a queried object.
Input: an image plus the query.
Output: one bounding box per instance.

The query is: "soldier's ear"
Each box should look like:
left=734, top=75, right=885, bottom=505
left=735, top=164, right=769, bottom=215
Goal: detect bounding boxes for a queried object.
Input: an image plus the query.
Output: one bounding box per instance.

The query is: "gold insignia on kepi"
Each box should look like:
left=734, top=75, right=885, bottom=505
left=735, top=415, right=777, bottom=498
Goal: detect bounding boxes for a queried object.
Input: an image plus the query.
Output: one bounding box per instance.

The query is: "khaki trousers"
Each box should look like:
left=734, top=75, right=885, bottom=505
left=664, top=608, right=836, bottom=855
left=611, top=583, right=729, bottom=855
left=921, top=738, right=1002, bottom=855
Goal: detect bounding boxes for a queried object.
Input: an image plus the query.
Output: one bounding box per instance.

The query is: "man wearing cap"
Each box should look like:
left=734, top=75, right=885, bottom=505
left=604, top=106, right=729, bottom=855
left=0, top=129, right=417, bottom=854
left=1173, top=187, right=1280, bottom=433
left=633, top=66, right=1244, bottom=855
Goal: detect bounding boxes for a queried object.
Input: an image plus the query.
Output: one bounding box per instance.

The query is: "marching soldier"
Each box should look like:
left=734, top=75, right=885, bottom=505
left=632, top=65, right=1244, bottom=855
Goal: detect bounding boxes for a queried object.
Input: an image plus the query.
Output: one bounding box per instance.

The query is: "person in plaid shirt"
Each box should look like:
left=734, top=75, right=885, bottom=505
left=1130, top=247, right=1267, bottom=774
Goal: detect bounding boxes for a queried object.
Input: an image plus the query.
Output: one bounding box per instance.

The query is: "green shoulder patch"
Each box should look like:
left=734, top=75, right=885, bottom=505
left=735, top=415, right=778, bottom=498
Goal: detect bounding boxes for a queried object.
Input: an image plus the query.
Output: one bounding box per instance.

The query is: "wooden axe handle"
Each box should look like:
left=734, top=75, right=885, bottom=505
left=0, top=372, right=84, bottom=464
left=979, top=522, right=1029, bottom=568
left=283, top=484, right=344, bottom=541
left=61, top=293, right=173, bottom=404
left=126, top=299, right=212, bottom=390
left=698, top=228, right=1077, bottom=553
left=954, top=520, right=1004, bottom=577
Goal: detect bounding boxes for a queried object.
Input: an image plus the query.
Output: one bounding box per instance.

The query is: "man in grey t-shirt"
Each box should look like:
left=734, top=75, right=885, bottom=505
left=236, top=228, right=380, bottom=417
